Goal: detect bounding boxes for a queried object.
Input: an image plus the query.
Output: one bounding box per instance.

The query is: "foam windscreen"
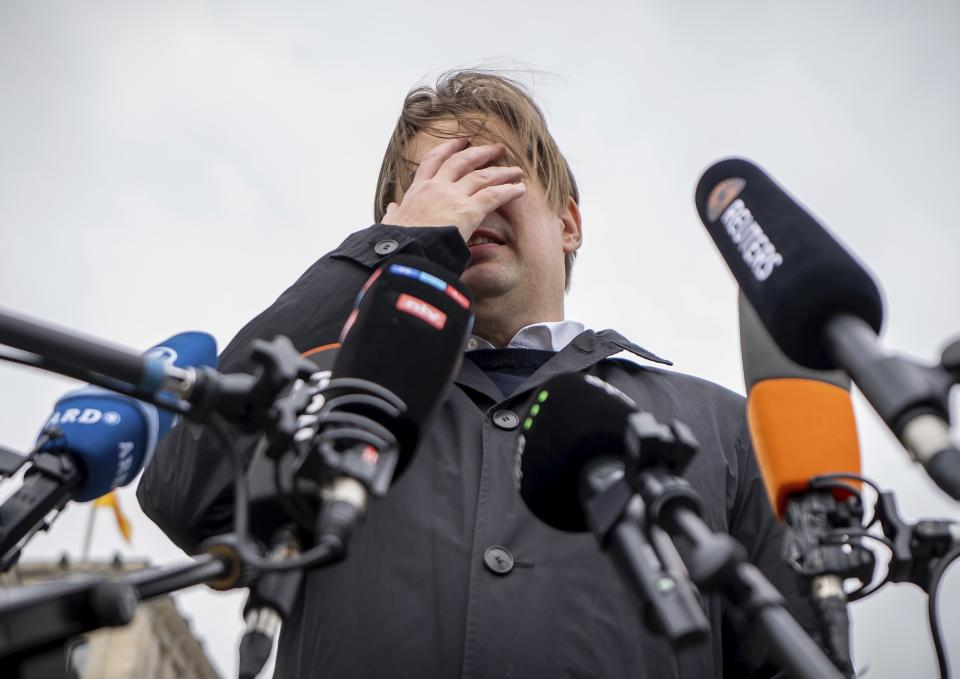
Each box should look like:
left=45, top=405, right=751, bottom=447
left=516, top=372, right=637, bottom=532
left=332, top=255, right=474, bottom=475
left=696, top=157, right=884, bottom=370
left=739, top=295, right=861, bottom=517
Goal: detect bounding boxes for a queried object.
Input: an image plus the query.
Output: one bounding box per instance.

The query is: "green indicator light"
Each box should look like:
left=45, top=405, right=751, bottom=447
left=537, top=390, right=549, bottom=403
left=530, top=404, right=540, bottom=416
left=523, top=417, right=533, bottom=431
left=656, top=577, right=676, bottom=593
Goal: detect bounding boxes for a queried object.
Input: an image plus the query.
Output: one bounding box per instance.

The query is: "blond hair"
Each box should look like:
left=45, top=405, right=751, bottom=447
left=374, top=70, right=579, bottom=289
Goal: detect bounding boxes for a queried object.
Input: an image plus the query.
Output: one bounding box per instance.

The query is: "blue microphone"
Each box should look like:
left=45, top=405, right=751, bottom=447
left=40, top=332, right=218, bottom=501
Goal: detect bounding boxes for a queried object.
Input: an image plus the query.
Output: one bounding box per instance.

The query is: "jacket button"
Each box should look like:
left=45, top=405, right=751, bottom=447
left=374, top=239, right=399, bottom=255
left=483, top=546, right=515, bottom=575
left=493, top=409, right=519, bottom=430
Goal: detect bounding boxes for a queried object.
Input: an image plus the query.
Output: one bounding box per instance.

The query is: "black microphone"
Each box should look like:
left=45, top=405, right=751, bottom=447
left=317, top=254, right=475, bottom=525
left=696, top=157, right=960, bottom=500
left=695, top=158, right=883, bottom=370
left=517, top=372, right=845, bottom=678
left=517, top=372, right=635, bottom=531
left=331, top=255, right=474, bottom=466
left=516, top=372, right=710, bottom=648
left=237, top=255, right=475, bottom=679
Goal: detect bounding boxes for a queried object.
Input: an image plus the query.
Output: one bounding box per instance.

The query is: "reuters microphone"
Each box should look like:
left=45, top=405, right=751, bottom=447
left=696, top=157, right=960, bottom=500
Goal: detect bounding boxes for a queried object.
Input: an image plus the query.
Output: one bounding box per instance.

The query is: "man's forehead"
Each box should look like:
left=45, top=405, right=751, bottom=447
left=404, top=116, right=518, bottom=164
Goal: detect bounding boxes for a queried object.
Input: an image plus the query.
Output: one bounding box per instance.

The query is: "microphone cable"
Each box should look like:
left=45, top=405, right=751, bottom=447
left=928, top=545, right=960, bottom=679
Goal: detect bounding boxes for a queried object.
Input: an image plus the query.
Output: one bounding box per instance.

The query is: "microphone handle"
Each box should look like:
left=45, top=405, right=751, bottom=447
left=0, top=306, right=154, bottom=391
left=0, top=450, right=82, bottom=569
left=811, top=576, right=855, bottom=677
left=823, top=314, right=960, bottom=499
left=637, top=471, right=844, bottom=679
left=0, top=554, right=228, bottom=661
left=749, top=598, right=848, bottom=679
left=607, top=497, right=710, bottom=648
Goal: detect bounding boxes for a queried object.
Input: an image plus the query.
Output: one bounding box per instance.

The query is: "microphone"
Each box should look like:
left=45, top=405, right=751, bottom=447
left=318, top=254, right=475, bottom=525
left=0, top=307, right=199, bottom=396
left=0, top=332, right=217, bottom=566
left=739, top=294, right=861, bottom=518
left=695, top=158, right=883, bottom=370
left=696, top=157, right=960, bottom=500
left=740, top=294, right=862, bottom=675
left=40, top=332, right=218, bottom=501
left=517, top=372, right=640, bottom=532
left=516, top=372, right=710, bottom=648
left=237, top=256, right=475, bottom=679
left=517, top=373, right=846, bottom=678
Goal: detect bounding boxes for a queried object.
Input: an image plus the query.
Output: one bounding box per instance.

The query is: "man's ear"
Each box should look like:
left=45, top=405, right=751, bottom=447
left=560, top=196, right=583, bottom=255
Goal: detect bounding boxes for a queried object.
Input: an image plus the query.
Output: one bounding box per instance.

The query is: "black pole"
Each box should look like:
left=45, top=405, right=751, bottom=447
left=823, top=313, right=960, bottom=500
left=0, top=306, right=149, bottom=390
left=637, top=471, right=845, bottom=679
left=753, top=594, right=848, bottom=679
left=0, top=555, right=228, bottom=663
left=0, top=451, right=81, bottom=570
left=125, top=554, right=228, bottom=601
left=579, top=461, right=709, bottom=649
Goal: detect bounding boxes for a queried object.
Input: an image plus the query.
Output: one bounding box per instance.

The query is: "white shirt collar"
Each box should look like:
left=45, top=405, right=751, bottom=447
left=466, top=320, right=586, bottom=352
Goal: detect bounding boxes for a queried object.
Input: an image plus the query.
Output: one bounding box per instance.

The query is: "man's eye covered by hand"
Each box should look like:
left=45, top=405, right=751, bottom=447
left=382, top=137, right=527, bottom=242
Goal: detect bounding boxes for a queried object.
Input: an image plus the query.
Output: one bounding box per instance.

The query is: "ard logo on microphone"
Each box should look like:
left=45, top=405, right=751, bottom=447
left=47, top=408, right=122, bottom=427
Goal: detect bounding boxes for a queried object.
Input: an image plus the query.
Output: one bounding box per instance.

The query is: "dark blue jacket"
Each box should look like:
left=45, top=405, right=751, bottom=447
left=138, top=224, right=818, bottom=678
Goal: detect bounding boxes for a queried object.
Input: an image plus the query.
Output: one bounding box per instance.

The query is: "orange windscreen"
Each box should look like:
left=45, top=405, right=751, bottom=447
left=747, top=378, right=861, bottom=518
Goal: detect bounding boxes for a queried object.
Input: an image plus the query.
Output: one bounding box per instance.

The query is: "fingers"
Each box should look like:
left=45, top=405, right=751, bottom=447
left=435, top=143, right=508, bottom=182
left=413, top=137, right=469, bottom=182
left=458, top=165, right=524, bottom=195
left=471, top=182, right=527, bottom=215
left=381, top=201, right=399, bottom=223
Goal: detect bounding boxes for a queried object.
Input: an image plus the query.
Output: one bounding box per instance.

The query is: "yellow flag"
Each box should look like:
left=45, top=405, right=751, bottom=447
left=93, top=491, right=132, bottom=543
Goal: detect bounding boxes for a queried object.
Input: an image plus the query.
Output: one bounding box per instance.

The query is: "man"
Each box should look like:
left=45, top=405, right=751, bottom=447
left=138, top=70, right=817, bottom=677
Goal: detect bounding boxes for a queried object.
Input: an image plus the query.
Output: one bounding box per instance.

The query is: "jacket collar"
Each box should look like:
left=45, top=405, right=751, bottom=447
left=455, top=329, right=671, bottom=405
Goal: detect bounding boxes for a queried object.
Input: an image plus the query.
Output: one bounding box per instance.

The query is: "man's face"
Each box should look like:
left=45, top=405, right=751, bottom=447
left=402, top=118, right=581, bottom=308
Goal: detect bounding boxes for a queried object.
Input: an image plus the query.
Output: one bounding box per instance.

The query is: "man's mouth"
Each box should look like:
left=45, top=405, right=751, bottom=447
left=467, top=229, right=505, bottom=249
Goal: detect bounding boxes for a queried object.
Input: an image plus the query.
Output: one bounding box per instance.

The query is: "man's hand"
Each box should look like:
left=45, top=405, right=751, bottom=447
left=381, top=137, right=526, bottom=242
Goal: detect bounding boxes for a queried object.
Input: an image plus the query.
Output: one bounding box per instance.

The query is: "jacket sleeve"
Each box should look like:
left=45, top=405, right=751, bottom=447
left=722, top=411, right=826, bottom=677
left=136, top=224, right=470, bottom=553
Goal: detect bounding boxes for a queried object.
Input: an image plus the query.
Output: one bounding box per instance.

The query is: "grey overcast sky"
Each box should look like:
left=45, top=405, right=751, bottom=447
left=1, top=1, right=958, bottom=677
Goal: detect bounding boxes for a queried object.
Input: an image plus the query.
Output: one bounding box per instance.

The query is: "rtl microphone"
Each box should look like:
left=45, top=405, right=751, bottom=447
left=696, top=157, right=960, bottom=500
left=237, top=256, right=474, bottom=679
left=318, top=254, right=474, bottom=529
left=740, top=294, right=861, bottom=676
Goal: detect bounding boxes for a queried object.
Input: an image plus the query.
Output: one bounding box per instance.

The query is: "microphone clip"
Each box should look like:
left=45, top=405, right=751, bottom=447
left=782, top=491, right=875, bottom=584
left=871, top=489, right=960, bottom=593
